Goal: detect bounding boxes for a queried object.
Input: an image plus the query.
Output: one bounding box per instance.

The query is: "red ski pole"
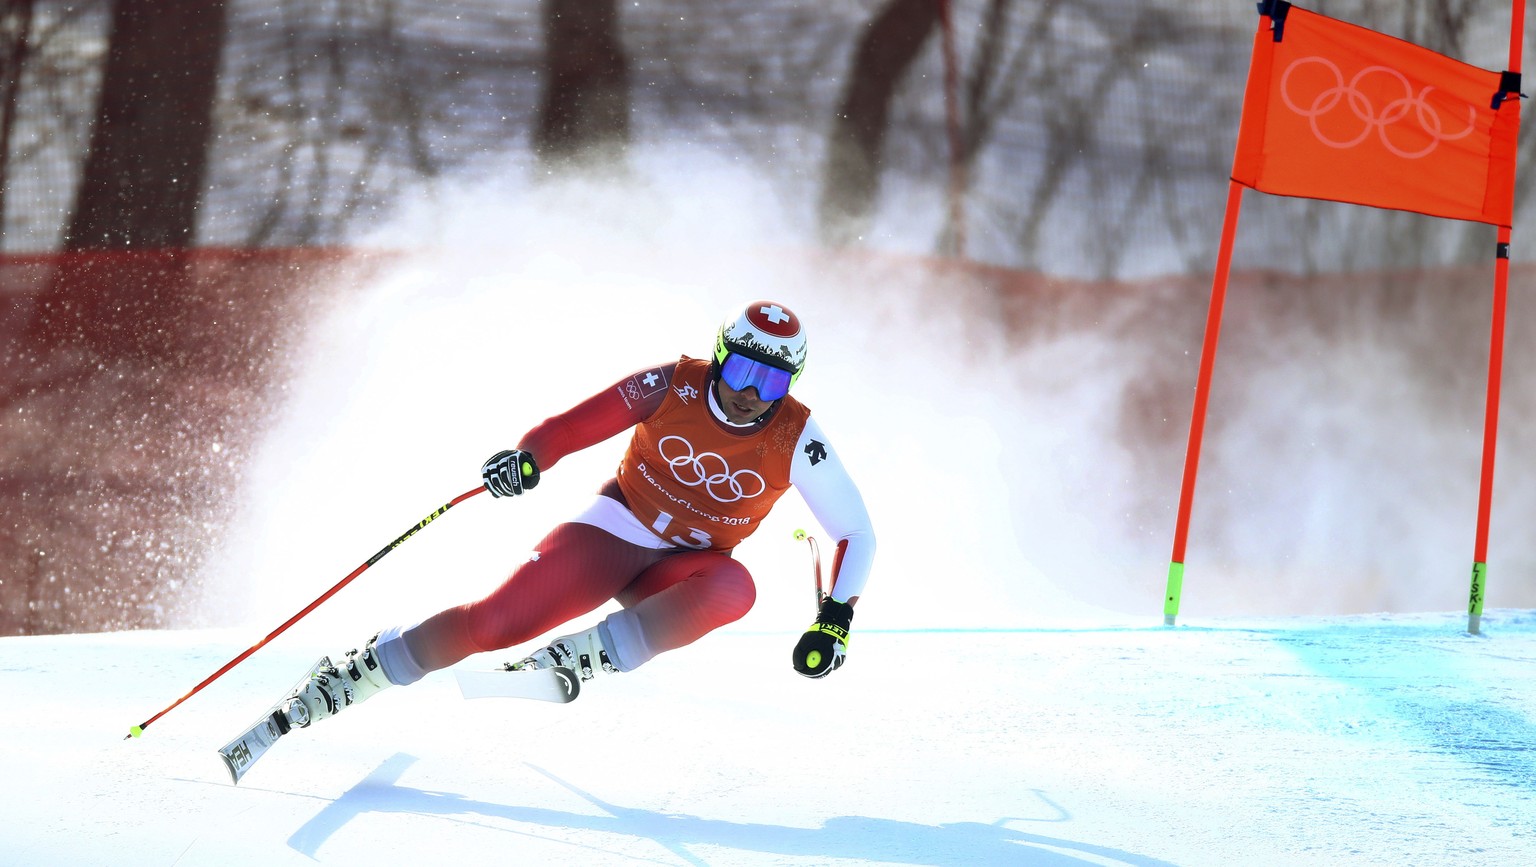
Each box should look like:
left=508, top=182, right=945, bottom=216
left=126, top=486, right=486, bottom=739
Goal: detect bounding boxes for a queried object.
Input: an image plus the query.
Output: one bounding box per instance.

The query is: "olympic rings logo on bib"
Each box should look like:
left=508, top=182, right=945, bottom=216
left=658, top=435, right=766, bottom=502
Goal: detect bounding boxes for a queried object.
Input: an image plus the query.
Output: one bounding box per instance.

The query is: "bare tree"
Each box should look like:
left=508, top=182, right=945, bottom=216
left=61, top=0, right=226, bottom=252
left=818, top=0, right=940, bottom=246
left=0, top=0, right=37, bottom=246
left=536, top=0, right=629, bottom=169
left=16, top=0, right=227, bottom=378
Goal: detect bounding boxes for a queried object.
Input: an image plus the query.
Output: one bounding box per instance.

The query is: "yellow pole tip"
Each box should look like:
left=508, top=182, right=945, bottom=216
left=793, top=529, right=806, bottom=540
left=128, top=725, right=144, bottom=739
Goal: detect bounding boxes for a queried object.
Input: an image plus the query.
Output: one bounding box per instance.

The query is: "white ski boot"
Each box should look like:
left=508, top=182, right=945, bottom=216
left=509, top=625, right=619, bottom=682
left=284, top=634, right=393, bottom=728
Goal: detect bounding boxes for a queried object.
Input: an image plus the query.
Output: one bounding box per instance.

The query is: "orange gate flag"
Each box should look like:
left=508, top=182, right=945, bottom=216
left=1233, top=1, right=1521, bottom=226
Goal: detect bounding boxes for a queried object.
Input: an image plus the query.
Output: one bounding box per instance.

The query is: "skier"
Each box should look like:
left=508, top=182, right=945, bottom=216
left=281, top=300, right=875, bottom=729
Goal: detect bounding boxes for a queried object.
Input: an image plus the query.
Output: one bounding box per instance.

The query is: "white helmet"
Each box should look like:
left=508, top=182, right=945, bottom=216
left=713, top=300, right=808, bottom=397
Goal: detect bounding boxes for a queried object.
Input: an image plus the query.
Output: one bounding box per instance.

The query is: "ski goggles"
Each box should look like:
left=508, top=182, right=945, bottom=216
left=719, top=353, right=794, bottom=401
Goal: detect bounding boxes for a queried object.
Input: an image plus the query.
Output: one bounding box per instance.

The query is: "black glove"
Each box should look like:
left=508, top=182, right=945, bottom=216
left=482, top=449, right=541, bottom=497
left=792, top=597, right=854, bottom=678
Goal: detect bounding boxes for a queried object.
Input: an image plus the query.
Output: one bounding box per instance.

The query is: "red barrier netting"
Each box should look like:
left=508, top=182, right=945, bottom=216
left=0, top=247, right=386, bottom=635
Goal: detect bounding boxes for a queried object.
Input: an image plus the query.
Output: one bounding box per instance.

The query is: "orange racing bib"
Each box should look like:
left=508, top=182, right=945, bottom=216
left=617, top=357, right=809, bottom=551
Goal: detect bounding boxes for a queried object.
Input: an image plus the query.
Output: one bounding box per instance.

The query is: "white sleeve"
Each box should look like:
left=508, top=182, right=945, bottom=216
left=789, top=415, right=875, bottom=602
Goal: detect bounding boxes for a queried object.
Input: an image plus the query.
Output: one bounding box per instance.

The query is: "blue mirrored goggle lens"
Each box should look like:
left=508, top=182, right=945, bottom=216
left=720, top=354, right=793, bottom=401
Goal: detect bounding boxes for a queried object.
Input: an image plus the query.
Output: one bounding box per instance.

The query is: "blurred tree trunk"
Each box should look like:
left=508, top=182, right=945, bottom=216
left=535, top=0, right=629, bottom=170
left=63, top=0, right=226, bottom=252
left=818, top=0, right=939, bottom=246
left=0, top=0, right=37, bottom=249
left=27, top=0, right=226, bottom=362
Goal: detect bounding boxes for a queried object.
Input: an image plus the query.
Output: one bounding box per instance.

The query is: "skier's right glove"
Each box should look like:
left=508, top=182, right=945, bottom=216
left=482, top=449, right=541, bottom=497
left=792, top=597, right=854, bottom=678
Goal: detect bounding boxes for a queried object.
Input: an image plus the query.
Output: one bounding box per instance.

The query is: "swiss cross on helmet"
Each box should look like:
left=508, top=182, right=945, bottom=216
left=713, top=300, right=808, bottom=399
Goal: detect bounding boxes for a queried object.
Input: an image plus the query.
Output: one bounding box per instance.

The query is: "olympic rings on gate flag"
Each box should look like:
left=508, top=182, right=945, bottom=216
left=1230, top=2, right=1516, bottom=227
left=1279, top=57, right=1477, bottom=159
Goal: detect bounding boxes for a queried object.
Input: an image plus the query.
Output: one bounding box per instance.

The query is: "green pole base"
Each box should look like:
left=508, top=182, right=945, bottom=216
left=1163, top=561, right=1185, bottom=626
left=1467, top=561, right=1487, bottom=635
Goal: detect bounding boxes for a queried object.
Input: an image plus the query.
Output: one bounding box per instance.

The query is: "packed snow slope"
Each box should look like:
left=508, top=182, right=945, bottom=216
left=4, top=611, right=1535, bottom=866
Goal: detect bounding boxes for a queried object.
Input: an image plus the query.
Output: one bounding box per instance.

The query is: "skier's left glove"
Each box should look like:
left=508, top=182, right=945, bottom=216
left=792, top=597, right=854, bottom=678
left=482, top=449, right=540, bottom=497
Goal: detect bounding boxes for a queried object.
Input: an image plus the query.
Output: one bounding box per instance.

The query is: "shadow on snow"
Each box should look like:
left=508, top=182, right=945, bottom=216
left=286, top=753, right=1180, bottom=866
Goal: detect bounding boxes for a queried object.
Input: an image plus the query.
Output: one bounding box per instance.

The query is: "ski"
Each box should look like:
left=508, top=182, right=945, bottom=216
left=216, top=656, right=325, bottom=785
left=217, top=705, right=292, bottom=785
left=454, top=665, right=581, bottom=703
left=217, top=661, right=576, bottom=784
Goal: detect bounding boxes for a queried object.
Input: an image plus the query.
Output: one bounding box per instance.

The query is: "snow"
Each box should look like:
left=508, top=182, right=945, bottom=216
left=5, top=613, right=1536, bottom=865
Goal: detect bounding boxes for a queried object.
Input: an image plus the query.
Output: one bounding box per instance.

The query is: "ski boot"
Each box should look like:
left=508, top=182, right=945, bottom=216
left=283, top=634, right=394, bottom=728
left=509, top=624, right=619, bottom=682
